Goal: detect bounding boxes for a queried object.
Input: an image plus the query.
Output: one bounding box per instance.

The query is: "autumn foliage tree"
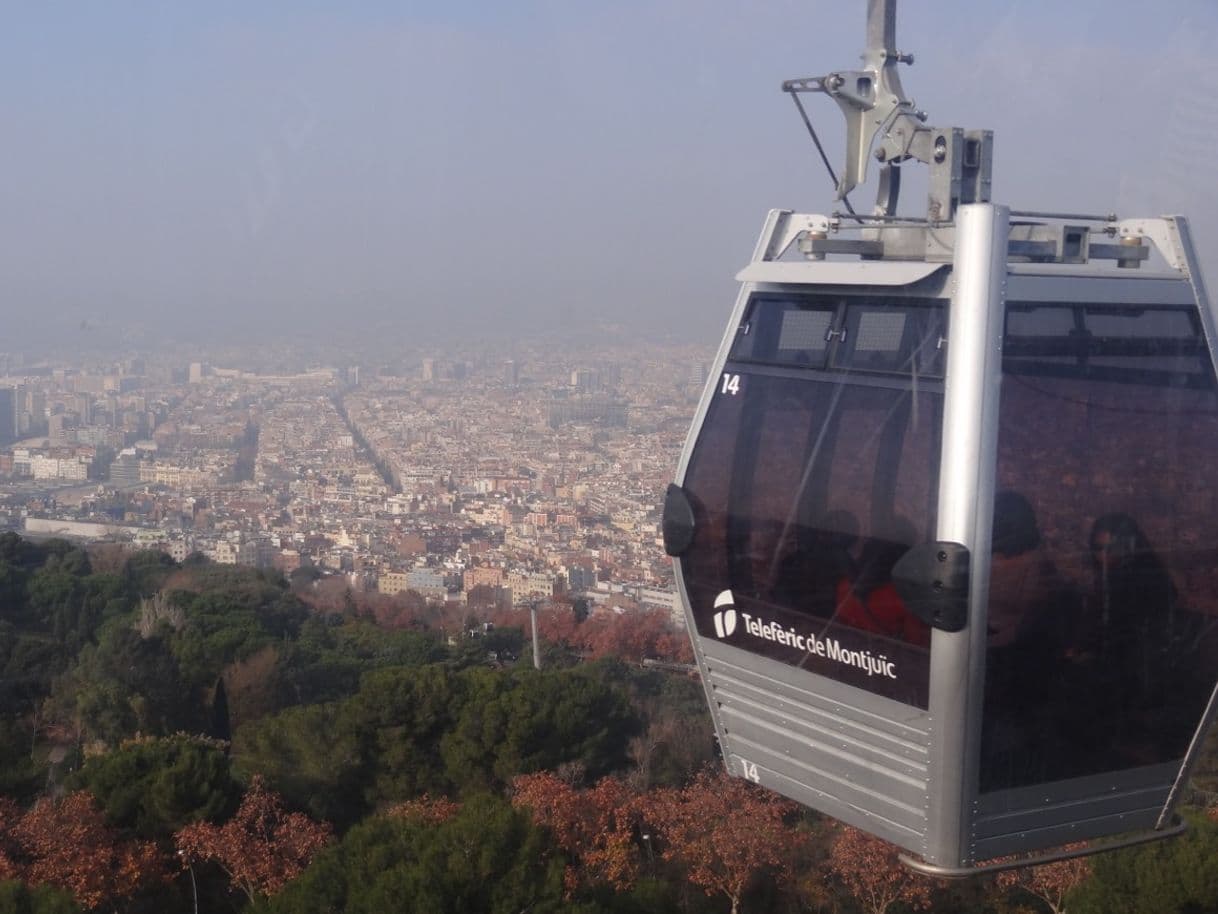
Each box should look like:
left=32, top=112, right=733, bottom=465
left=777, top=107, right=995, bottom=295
left=512, top=771, right=642, bottom=892
left=0, top=797, right=22, bottom=882
left=827, top=825, right=936, bottom=914
left=644, top=768, right=806, bottom=914
left=578, top=610, right=694, bottom=664
left=490, top=605, right=693, bottom=664
left=174, top=775, right=332, bottom=904
left=8, top=791, right=163, bottom=910
left=996, top=845, right=1092, bottom=914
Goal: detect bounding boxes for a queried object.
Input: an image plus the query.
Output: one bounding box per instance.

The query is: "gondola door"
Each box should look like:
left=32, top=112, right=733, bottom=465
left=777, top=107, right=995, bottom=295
left=959, top=214, right=1218, bottom=865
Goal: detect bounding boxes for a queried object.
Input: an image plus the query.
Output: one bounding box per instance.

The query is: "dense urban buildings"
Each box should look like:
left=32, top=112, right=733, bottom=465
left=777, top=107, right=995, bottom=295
left=0, top=339, right=711, bottom=625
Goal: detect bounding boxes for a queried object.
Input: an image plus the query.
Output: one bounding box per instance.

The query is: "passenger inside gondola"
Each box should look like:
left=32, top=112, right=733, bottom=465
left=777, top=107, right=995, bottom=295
left=836, top=516, right=931, bottom=647
left=1075, top=513, right=1197, bottom=764
left=773, top=509, right=859, bottom=619
left=981, top=492, right=1079, bottom=790
left=987, top=492, right=1074, bottom=650
left=1085, top=513, right=1177, bottom=677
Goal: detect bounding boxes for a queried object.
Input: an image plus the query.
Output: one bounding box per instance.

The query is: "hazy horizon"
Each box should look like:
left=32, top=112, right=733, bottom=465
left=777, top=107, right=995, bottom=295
left=3, top=0, right=1217, bottom=349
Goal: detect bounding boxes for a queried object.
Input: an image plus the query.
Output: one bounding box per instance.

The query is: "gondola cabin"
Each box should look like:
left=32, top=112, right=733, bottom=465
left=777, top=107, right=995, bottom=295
left=664, top=1, right=1218, bottom=875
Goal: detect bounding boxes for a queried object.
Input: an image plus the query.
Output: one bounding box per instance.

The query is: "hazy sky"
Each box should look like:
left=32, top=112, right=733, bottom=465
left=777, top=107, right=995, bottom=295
left=2, top=1, right=1216, bottom=348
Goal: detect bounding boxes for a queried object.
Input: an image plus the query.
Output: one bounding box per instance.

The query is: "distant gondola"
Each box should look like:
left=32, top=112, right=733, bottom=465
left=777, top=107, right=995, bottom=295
left=663, top=0, right=1218, bottom=874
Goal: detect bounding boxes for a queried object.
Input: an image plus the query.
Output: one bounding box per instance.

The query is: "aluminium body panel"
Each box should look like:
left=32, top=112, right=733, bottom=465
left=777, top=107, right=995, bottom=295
left=736, top=261, right=948, bottom=286
left=1174, top=216, right=1218, bottom=440
left=672, top=270, right=755, bottom=766
left=701, top=638, right=933, bottom=851
left=921, top=204, right=1009, bottom=866
left=971, top=764, right=1176, bottom=859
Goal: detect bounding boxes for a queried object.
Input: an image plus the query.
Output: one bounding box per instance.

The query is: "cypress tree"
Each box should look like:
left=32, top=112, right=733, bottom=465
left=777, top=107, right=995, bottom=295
left=209, top=677, right=231, bottom=745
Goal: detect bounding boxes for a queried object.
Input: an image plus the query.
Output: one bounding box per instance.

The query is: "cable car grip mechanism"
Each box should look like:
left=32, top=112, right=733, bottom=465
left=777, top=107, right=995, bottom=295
left=782, top=0, right=992, bottom=222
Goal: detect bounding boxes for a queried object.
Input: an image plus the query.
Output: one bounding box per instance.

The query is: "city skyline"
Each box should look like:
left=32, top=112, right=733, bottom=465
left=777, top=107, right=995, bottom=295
left=0, top=339, right=705, bottom=627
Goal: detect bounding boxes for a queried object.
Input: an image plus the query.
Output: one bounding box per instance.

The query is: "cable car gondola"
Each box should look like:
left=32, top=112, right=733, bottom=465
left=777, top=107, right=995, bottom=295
left=663, top=0, right=1218, bottom=874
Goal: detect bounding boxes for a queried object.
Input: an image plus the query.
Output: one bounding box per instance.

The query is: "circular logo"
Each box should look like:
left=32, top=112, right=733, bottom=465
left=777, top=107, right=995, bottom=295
left=712, top=590, right=737, bottom=637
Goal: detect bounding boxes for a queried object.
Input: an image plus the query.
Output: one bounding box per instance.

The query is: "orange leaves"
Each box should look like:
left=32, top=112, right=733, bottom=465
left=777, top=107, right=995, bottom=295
left=0, top=851, right=17, bottom=883
left=492, top=606, right=692, bottom=664
left=0, top=797, right=21, bottom=882
left=827, top=825, right=935, bottom=914
left=578, top=611, right=679, bottom=663
left=654, top=629, right=695, bottom=665
left=995, top=843, right=1091, bottom=914
left=174, top=775, right=332, bottom=902
left=6, top=791, right=163, bottom=910
left=514, top=767, right=809, bottom=913
left=512, top=772, right=642, bottom=892
left=645, top=768, right=806, bottom=913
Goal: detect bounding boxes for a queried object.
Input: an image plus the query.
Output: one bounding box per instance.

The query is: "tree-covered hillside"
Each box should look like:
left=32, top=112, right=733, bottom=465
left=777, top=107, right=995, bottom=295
left=1, top=534, right=1217, bottom=914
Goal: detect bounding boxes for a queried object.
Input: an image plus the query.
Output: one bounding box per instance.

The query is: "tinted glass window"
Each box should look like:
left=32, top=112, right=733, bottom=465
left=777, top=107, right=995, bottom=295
left=1003, top=304, right=1211, bottom=386
left=731, top=295, right=946, bottom=377
left=841, top=306, right=946, bottom=375
left=680, top=294, right=945, bottom=707
left=777, top=309, right=833, bottom=355
left=732, top=298, right=835, bottom=367
left=981, top=302, right=1218, bottom=792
